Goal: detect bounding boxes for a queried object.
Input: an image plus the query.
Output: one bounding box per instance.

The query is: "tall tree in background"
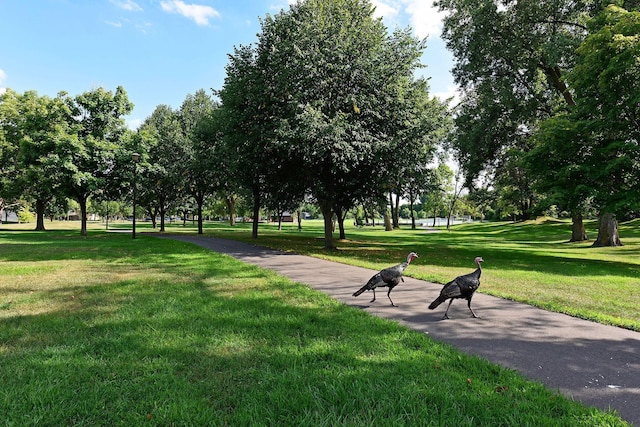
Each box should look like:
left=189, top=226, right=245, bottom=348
left=436, top=0, right=593, bottom=227
left=526, top=114, right=593, bottom=241
left=255, top=0, right=432, bottom=248
left=179, top=89, right=218, bottom=234
left=61, top=86, right=133, bottom=236
left=567, top=3, right=640, bottom=246
left=14, top=91, right=77, bottom=231
left=0, top=89, right=24, bottom=224
left=138, top=105, right=187, bottom=232
left=219, top=44, right=275, bottom=239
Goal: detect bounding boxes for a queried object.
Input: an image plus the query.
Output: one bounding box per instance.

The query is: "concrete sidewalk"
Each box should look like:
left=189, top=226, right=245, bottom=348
left=152, top=234, right=640, bottom=425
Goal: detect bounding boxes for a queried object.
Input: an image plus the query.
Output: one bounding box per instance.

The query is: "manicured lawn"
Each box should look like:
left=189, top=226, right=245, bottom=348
left=0, top=224, right=630, bottom=426
left=175, top=217, right=639, bottom=332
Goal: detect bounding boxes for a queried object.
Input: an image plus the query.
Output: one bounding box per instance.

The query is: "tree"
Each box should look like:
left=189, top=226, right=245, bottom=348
left=567, top=4, right=640, bottom=246
left=527, top=114, right=593, bottom=241
left=260, top=0, right=432, bottom=248
left=61, top=86, right=133, bottom=236
left=138, top=105, right=188, bottom=232
left=422, top=162, right=453, bottom=227
left=218, top=44, right=278, bottom=239
left=0, top=90, right=29, bottom=226
left=179, top=89, right=218, bottom=234
left=437, top=0, right=594, bottom=231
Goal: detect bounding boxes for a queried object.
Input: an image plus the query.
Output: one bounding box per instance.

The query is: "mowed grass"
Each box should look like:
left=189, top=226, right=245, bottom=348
left=0, top=225, right=629, bottom=426
left=162, top=217, right=639, bottom=332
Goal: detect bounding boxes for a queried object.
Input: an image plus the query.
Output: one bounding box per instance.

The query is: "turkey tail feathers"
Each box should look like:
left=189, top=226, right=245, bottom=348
left=353, top=285, right=369, bottom=297
left=428, top=297, right=444, bottom=310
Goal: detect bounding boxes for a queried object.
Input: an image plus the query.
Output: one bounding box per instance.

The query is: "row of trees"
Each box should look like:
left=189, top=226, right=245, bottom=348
left=437, top=0, right=639, bottom=245
left=3, top=0, right=637, bottom=248
left=0, top=86, right=134, bottom=236
left=1, top=1, right=454, bottom=250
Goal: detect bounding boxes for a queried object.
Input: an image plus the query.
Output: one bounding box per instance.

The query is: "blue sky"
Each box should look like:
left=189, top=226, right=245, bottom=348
left=0, top=0, right=455, bottom=129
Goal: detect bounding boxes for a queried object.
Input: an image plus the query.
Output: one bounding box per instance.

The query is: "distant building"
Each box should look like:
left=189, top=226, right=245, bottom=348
left=1, top=209, right=18, bottom=223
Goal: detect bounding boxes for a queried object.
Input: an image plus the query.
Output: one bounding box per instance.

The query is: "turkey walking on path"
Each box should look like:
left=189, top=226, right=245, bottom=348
left=352, top=252, right=418, bottom=307
left=429, top=256, right=483, bottom=319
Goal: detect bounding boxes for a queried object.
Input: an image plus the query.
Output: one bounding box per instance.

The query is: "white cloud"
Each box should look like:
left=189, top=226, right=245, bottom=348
left=110, top=0, right=143, bottom=12
left=106, top=20, right=123, bottom=27
left=160, top=1, right=220, bottom=26
left=434, top=85, right=460, bottom=106
left=0, top=68, right=6, bottom=94
left=371, top=0, right=399, bottom=20
left=402, top=0, right=445, bottom=38
left=369, top=0, right=445, bottom=38
left=127, top=118, right=143, bottom=130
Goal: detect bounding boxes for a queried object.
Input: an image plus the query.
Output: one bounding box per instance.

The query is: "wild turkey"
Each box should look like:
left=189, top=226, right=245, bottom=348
left=353, top=252, right=419, bottom=307
left=428, top=256, right=483, bottom=319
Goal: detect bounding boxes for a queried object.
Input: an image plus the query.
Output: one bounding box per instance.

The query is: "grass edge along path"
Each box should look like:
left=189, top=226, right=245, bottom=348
left=0, top=229, right=629, bottom=426
left=184, top=217, right=640, bottom=333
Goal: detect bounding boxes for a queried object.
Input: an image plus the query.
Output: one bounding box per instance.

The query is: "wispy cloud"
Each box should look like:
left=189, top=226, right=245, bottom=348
left=135, top=22, right=153, bottom=34
left=110, top=0, right=143, bottom=12
left=160, top=1, right=220, bottom=26
left=371, top=0, right=445, bottom=38
left=434, top=85, right=460, bottom=106
left=403, top=0, right=445, bottom=38
left=371, top=0, right=399, bottom=20
left=0, top=68, right=7, bottom=95
left=105, top=20, right=123, bottom=27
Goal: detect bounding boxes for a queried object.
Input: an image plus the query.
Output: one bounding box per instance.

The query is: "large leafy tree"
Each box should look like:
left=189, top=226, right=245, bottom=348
left=567, top=3, right=640, bottom=245
left=0, top=89, right=23, bottom=222
left=178, top=89, right=218, bottom=234
left=255, top=0, right=432, bottom=248
left=219, top=44, right=277, bottom=239
left=526, top=115, right=593, bottom=240
left=138, top=105, right=188, bottom=232
left=436, top=0, right=594, bottom=225
left=9, top=91, right=77, bottom=231
left=60, top=86, right=133, bottom=236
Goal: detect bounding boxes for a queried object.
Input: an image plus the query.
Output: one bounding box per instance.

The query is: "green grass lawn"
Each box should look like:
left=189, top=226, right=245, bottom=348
left=0, top=223, right=631, bottom=426
left=159, top=217, right=638, bottom=332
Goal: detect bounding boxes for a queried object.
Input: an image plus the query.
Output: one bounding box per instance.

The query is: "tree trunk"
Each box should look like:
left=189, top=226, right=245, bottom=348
left=251, top=188, right=260, bottom=239
left=225, top=194, right=236, bottom=226
left=592, top=213, right=623, bottom=247
left=319, top=203, right=335, bottom=249
left=410, top=200, right=416, bottom=230
left=297, top=208, right=302, bottom=231
left=195, top=193, right=204, bottom=235
left=570, top=213, right=587, bottom=242
left=79, top=196, right=88, bottom=237
left=389, top=193, right=400, bottom=229
left=159, top=206, right=166, bottom=232
left=35, top=199, right=46, bottom=231
left=337, top=208, right=347, bottom=240
left=384, top=209, right=393, bottom=231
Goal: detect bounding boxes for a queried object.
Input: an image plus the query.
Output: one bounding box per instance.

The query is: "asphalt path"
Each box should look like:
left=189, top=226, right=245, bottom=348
left=152, top=234, right=640, bottom=425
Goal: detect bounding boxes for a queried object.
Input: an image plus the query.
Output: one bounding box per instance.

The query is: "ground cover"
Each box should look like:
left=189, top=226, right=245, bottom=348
left=186, top=217, right=640, bottom=332
left=0, top=227, right=630, bottom=425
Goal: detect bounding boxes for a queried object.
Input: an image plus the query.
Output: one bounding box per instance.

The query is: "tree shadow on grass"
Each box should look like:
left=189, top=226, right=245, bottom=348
left=0, top=271, right=626, bottom=426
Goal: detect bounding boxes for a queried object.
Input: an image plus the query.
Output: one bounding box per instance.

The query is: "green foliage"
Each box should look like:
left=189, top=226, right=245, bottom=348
left=565, top=4, right=640, bottom=218
left=220, top=0, right=448, bottom=247
left=16, top=206, right=34, bottom=223
left=0, top=229, right=629, bottom=425
left=137, top=104, right=188, bottom=231
left=196, top=218, right=640, bottom=332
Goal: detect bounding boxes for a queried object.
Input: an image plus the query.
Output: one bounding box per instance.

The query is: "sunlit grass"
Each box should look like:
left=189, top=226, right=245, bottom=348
left=0, top=226, right=630, bottom=425
left=115, top=216, right=640, bottom=332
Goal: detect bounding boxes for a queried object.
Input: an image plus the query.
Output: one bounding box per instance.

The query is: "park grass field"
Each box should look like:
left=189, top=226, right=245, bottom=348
left=176, top=216, right=639, bottom=332
left=0, top=219, right=635, bottom=425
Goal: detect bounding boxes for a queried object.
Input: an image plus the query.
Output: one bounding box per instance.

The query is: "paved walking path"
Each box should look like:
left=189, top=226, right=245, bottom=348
left=153, top=234, right=639, bottom=425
